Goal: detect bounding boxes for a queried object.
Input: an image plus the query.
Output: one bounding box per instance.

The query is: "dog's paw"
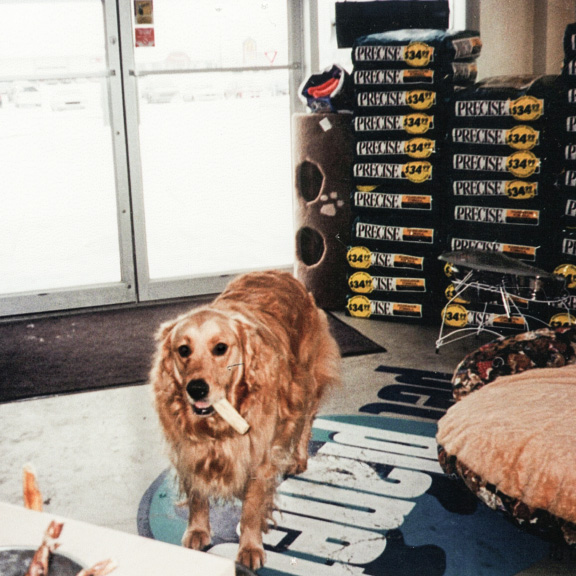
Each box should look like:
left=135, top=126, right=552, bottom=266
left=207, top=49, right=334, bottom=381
left=182, top=528, right=211, bottom=550
left=286, top=456, right=308, bottom=476
left=237, top=544, right=266, bottom=571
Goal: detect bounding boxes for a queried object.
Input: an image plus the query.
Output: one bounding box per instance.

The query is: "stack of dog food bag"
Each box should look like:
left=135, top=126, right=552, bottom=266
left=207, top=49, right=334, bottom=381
left=345, top=29, right=482, bottom=322
left=441, top=75, right=566, bottom=332
left=549, top=23, right=576, bottom=326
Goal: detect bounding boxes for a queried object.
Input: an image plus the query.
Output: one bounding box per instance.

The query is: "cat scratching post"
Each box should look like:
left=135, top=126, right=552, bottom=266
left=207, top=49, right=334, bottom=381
left=292, top=113, right=354, bottom=310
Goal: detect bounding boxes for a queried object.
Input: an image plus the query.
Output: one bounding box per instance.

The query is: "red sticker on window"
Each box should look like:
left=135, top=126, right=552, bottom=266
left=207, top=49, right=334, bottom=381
left=135, top=27, right=155, bottom=47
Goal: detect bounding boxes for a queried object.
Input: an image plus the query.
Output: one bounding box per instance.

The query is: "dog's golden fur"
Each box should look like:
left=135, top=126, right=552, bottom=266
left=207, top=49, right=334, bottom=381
left=150, top=271, right=340, bottom=570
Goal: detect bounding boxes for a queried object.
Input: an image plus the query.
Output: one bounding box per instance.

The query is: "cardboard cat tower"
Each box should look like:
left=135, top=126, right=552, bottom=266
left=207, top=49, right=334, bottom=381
left=293, top=113, right=354, bottom=310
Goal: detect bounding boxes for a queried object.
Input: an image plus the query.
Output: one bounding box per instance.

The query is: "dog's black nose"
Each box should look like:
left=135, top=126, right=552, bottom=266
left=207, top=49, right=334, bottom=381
left=186, top=379, right=209, bottom=401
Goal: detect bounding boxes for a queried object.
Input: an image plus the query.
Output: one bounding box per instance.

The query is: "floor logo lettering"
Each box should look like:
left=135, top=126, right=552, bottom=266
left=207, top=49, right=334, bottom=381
left=138, top=415, right=548, bottom=575
left=360, top=366, right=454, bottom=421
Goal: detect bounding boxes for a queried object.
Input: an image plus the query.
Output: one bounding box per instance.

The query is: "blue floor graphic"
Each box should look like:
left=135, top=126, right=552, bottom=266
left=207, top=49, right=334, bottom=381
left=359, top=365, right=454, bottom=421
left=138, top=414, right=549, bottom=575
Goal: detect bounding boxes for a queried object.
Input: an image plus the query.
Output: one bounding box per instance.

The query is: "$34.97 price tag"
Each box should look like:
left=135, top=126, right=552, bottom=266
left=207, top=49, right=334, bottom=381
left=347, top=295, right=372, bottom=318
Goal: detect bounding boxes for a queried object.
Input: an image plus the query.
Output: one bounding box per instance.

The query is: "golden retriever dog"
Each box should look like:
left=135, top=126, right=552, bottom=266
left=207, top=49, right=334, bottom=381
left=151, top=270, right=340, bottom=570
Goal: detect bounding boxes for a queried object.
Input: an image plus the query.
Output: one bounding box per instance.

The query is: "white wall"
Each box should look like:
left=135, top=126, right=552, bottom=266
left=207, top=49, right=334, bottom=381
left=544, top=0, right=576, bottom=74
left=475, top=0, right=575, bottom=80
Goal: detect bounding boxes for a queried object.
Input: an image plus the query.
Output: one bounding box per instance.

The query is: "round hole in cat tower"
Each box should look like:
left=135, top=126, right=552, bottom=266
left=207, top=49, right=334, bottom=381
left=296, top=226, right=325, bottom=266
left=296, top=161, right=324, bottom=203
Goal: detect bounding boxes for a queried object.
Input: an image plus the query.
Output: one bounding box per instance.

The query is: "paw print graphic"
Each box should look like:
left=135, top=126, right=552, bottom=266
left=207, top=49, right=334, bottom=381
left=319, top=191, right=346, bottom=217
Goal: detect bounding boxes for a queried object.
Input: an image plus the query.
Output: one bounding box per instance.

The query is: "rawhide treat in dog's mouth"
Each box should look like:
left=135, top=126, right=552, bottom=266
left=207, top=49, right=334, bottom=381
left=213, top=398, right=250, bottom=435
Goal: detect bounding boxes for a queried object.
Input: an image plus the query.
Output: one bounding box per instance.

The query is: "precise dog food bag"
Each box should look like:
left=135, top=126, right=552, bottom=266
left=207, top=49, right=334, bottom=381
left=346, top=293, right=440, bottom=323
left=355, top=137, right=439, bottom=160
left=452, top=204, right=543, bottom=228
left=450, top=75, right=564, bottom=128
left=444, top=178, right=547, bottom=214
left=353, top=63, right=478, bottom=91
left=347, top=271, right=428, bottom=295
left=346, top=245, right=439, bottom=276
left=449, top=149, right=548, bottom=183
left=352, top=189, right=435, bottom=211
left=353, top=159, right=436, bottom=186
left=440, top=302, right=528, bottom=332
left=447, top=178, right=540, bottom=202
left=354, top=88, right=446, bottom=116
left=564, top=23, right=576, bottom=62
left=352, top=112, right=443, bottom=141
left=445, top=228, right=550, bottom=267
left=352, top=29, right=482, bottom=69
left=449, top=124, right=542, bottom=153
left=350, top=187, right=442, bottom=224
left=351, top=216, right=442, bottom=259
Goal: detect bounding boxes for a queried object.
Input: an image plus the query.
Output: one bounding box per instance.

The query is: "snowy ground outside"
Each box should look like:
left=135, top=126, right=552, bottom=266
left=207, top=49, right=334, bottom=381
left=0, top=80, right=294, bottom=296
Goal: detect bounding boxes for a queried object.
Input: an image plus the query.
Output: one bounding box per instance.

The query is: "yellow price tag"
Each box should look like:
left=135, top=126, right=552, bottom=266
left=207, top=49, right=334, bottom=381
left=347, top=295, right=372, bottom=318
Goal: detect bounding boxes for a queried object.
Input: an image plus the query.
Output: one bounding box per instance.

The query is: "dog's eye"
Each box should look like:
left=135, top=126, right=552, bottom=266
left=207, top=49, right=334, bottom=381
left=213, top=342, right=228, bottom=356
left=178, top=345, right=191, bottom=358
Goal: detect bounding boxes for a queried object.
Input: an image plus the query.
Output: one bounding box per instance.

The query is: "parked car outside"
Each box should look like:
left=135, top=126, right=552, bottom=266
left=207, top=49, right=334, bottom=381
left=13, top=85, right=42, bottom=108
left=182, top=84, right=223, bottom=101
left=50, top=89, right=86, bottom=111
left=141, top=79, right=180, bottom=103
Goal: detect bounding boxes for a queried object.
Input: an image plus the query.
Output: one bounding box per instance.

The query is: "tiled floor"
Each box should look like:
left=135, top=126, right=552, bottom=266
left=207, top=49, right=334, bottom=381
left=0, top=312, right=574, bottom=575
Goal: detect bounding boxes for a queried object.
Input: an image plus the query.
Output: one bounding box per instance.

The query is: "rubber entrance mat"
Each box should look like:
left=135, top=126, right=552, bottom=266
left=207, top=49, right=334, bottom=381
left=138, top=415, right=549, bottom=576
left=0, top=303, right=384, bottom=403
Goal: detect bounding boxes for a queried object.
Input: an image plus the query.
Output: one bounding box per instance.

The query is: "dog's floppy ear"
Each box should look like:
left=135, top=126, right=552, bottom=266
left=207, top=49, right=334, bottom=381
left=233, top=315, right=291, bottom=394
left=232, top=315, right=306, bottom=443
left=151, top=318, right=190, bottom=443
left=152, top=318, right=181, bottom=383
left=152, top=318, right=184, bottom=392
left=156, top=318, right=177, bottom=343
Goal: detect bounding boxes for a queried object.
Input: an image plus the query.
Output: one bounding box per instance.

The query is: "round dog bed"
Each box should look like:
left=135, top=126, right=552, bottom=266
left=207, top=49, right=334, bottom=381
left=451, top=327, right=576, bottom=400
left=437, top=328, right=576, bottom=545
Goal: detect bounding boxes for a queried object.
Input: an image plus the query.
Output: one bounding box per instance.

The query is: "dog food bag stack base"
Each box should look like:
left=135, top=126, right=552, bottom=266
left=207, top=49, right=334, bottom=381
left=548, top=23, right=576, bottom=327
left=346, top=29, right=482, bottom=323
left=441, top=74, right=566, bottom=331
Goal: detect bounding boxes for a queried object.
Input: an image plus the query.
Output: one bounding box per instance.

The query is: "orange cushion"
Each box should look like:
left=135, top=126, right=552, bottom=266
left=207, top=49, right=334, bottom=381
left=437, top=364, right=576, bottom=524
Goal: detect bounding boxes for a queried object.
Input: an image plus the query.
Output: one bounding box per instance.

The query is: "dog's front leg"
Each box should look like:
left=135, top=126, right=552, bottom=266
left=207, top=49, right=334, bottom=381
left=182, top=492, right=211, bottom=551
left=237, top=468, right=275, bottom=570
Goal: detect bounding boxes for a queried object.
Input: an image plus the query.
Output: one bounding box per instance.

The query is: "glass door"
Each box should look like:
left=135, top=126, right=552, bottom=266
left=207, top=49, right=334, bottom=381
left=0, top=0, right=305, bottom=315
left=0, top=0, right=135, bottom=316
left=119, top=0, right=303, bottom=300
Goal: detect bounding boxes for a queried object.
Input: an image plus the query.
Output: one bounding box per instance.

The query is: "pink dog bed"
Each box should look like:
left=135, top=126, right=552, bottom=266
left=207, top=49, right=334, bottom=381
left=437, top=328, right=576, bottom=545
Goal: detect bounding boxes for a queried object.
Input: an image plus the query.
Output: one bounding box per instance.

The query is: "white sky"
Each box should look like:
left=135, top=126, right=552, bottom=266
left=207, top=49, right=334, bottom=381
left=0, top=0, right=288, bottom=65
left=0, top=1, right=105, bottom=58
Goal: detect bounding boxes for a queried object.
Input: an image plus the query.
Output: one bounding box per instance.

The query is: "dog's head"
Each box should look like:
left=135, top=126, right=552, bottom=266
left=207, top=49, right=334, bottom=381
left=153, top=306, right=287, bottom=437
left=164, top=308, right=246, bottom=415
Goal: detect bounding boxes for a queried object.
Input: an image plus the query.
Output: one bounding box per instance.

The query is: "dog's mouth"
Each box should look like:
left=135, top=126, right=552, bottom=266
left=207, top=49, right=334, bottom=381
left=191, top=400, right=214, bottom=417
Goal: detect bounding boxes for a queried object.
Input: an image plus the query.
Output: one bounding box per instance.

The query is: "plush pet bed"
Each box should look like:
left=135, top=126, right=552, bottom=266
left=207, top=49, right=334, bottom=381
left=451, top=326, right=576, bottom=400
left=437, top=328, right=576, bottom=545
